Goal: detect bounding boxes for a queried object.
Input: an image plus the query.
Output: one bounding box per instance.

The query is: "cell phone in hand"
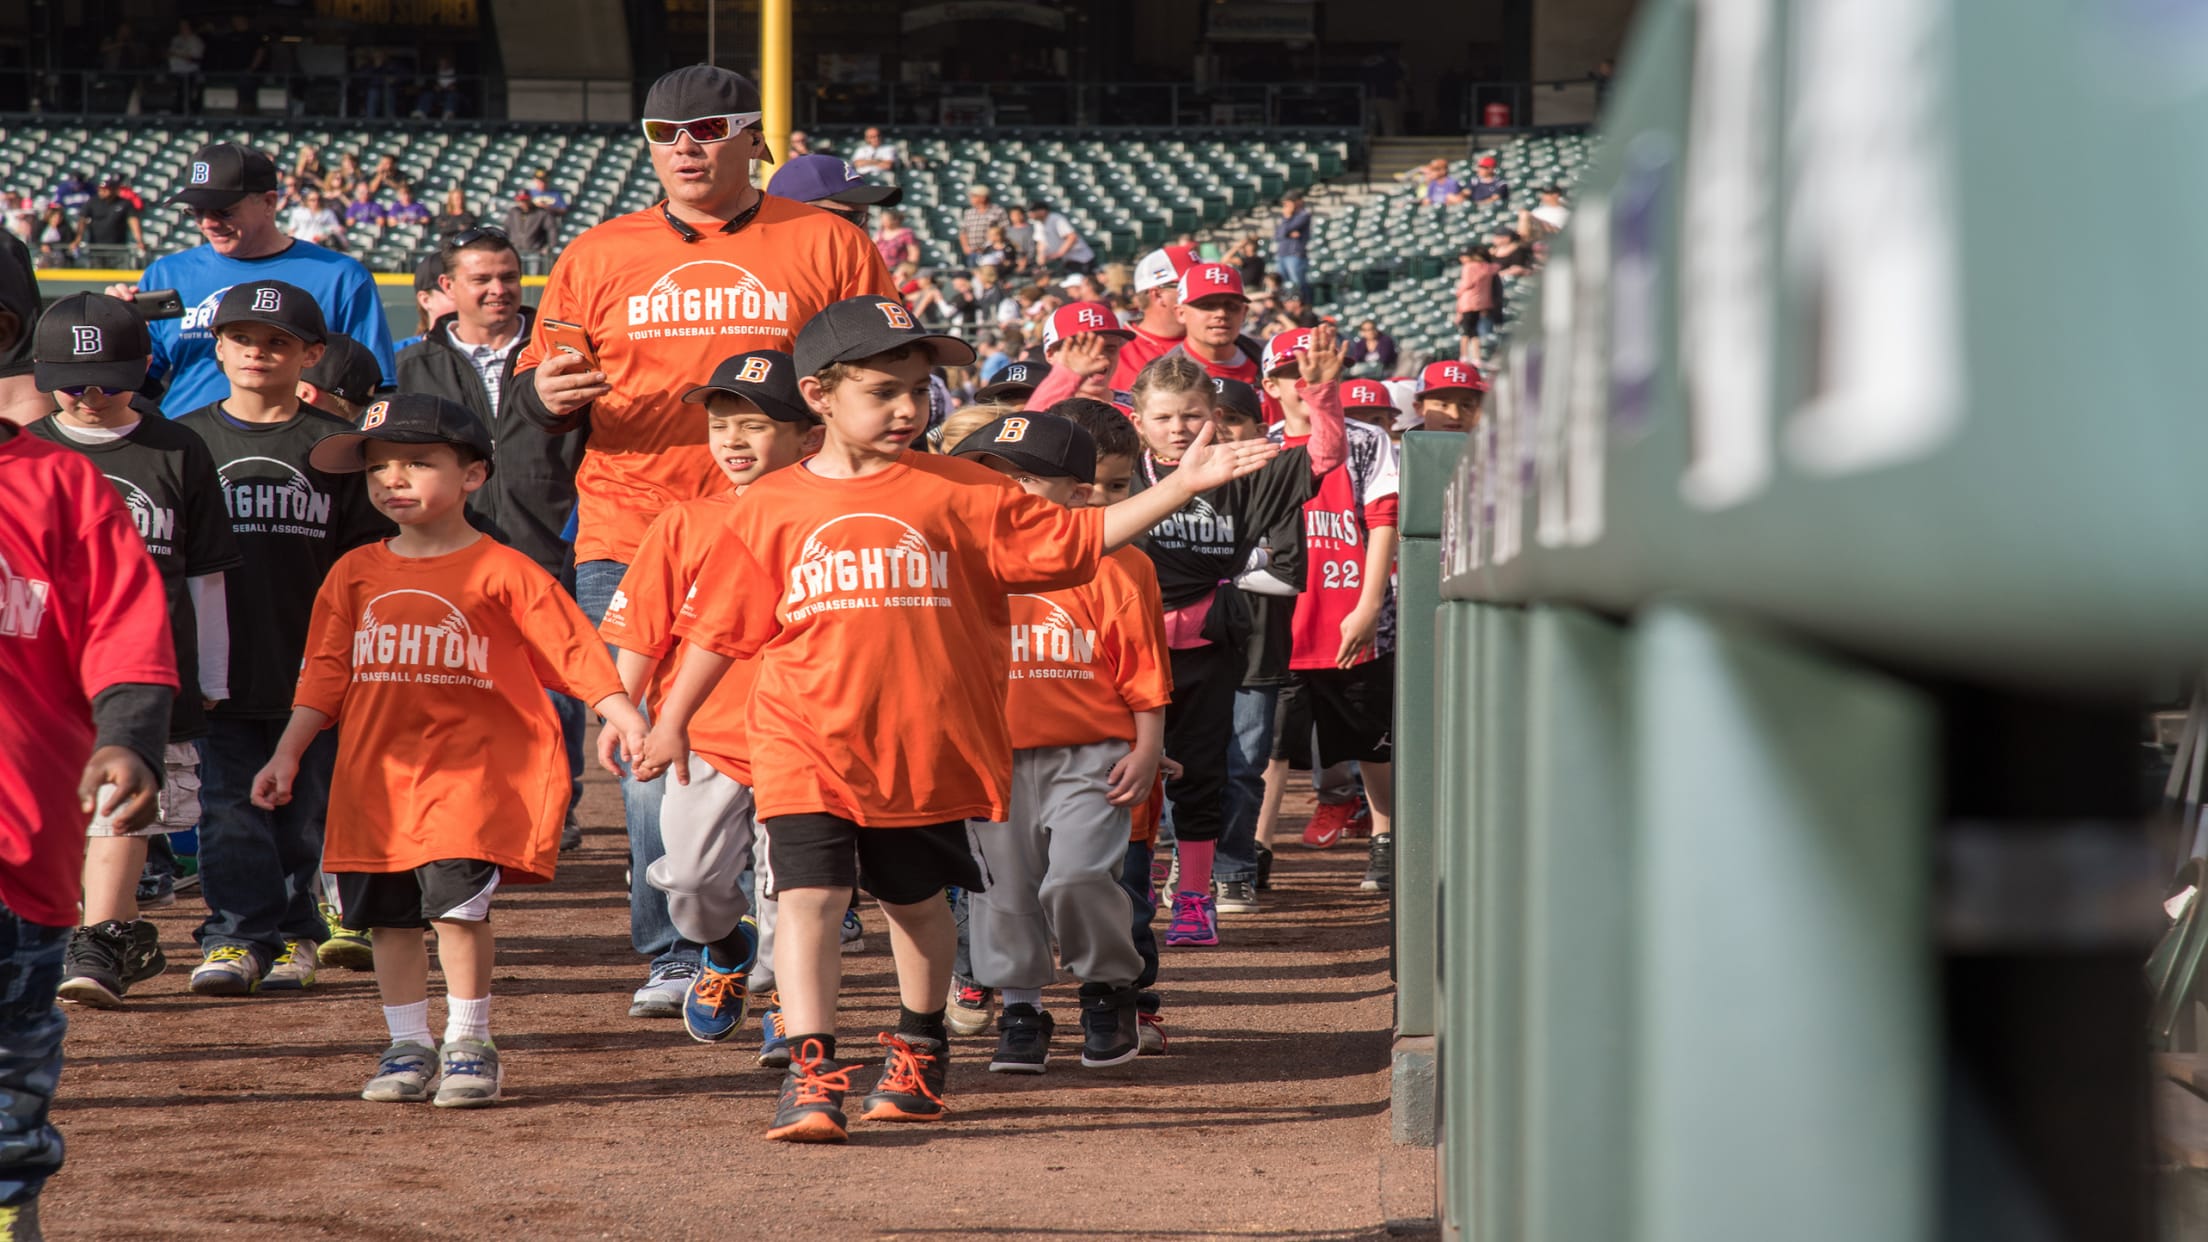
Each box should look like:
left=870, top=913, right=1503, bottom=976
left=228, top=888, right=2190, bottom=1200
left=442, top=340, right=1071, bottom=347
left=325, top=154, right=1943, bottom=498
left=540, top=319, right=598, bottom=370
left=132, top=289, right=185, bottom=321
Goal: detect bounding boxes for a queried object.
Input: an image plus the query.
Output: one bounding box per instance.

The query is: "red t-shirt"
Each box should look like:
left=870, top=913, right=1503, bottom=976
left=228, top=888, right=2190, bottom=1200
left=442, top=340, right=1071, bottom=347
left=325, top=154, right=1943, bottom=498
left=0, top=434, right=178, bottom=927
left=1161, top=342, right=1284, bottom=423
left=1274, top=421, right=1401, bottom=670
left=1110, top=323, right=1184, bottom=391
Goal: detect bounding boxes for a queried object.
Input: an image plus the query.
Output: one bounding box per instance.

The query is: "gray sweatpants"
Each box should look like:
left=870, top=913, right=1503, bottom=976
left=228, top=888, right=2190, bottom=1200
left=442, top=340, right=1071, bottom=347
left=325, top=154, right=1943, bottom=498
left=646, top=756, right=777, bottom=988
left=969, top=741, right=1144, bottom=991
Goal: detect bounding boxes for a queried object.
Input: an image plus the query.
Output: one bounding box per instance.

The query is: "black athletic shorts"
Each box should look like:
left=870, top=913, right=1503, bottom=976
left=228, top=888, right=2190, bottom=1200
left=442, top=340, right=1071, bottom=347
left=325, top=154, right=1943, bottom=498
left=759, top=814, right=987, bottom=906
left=1271, top=654, right=1395, bottom=768
left=336, top=859, right=501, bottom=929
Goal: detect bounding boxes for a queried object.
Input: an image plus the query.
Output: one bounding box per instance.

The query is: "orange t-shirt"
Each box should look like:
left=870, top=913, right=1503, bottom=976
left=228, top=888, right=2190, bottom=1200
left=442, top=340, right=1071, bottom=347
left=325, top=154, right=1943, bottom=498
left=295, top=537, right=623, bottom=882
left=599, top=492, right=758, bottom=785
left=675, top=453, right=1104, bottom=827
left=1007, top=545, right=1171, bottom=750
left=1130, top=777, right=1164, bottom=845
left=516, top=196, right=898, bottom=566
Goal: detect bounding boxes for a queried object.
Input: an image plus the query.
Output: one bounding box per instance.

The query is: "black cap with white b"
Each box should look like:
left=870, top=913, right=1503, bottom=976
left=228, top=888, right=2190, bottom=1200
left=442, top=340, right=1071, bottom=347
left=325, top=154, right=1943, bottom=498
left=33, top=293, right=152, bottom=393
left=212, top=280, right=327, bottom=346
left=309, top=393, right=496, bottom=477
left=168, top=142, right=279, bottom=210
left=1210, top=375, right=1263, bottom=421
left=792, top=295, right=976, bottom=376
left=950, top=412, right=1097, bottom=484
left=974, top=359, right=1047, bottom=404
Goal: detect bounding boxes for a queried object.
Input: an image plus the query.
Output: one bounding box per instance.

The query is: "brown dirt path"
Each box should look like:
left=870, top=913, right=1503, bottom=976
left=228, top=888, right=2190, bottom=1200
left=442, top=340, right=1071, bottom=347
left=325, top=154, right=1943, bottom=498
left=40, top=773, right=1431, bottom=1240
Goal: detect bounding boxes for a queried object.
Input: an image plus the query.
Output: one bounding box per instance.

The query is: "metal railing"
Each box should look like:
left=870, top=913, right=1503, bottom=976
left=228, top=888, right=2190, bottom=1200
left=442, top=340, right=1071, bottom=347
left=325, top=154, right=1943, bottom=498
left=1459, top=77, right=1609, bottom=132
left=794, top=80, right=1368, bottom=131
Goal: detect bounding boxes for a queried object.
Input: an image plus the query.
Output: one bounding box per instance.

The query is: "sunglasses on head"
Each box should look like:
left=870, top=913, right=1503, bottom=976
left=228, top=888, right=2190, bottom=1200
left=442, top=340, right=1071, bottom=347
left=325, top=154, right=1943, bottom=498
left=449, top=224, right=509, bottom=248
left=640, top=112, right=762, bottom=146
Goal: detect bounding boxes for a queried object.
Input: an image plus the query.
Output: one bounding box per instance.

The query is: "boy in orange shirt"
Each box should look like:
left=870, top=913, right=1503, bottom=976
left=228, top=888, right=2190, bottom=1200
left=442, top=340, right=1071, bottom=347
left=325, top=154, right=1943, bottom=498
left=947, top=413, right=1170, bottom=1073
left=636, top=295, right=1279, bottom=1143
left=251, top=394, right=648, bottom=1109
left=597, top=350, right=820, bottom=1060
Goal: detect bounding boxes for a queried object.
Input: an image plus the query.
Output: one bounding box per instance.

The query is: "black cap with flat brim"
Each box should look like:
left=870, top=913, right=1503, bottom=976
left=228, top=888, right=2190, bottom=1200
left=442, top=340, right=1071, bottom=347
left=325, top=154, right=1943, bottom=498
left=309, top=392, right=496, bottom=477
left=211, top=279, right=327, bottom=345
left=300, top=333, right=382, bottom=406
left=33, top=292, right=152, bottom=393
left=793, top=295, right=977, bottom=376
left=951, top=412, right=1097, bottom=484
left=974, top=359, right=1047, bottom=404
left=679, top=349, right=814, bottom=423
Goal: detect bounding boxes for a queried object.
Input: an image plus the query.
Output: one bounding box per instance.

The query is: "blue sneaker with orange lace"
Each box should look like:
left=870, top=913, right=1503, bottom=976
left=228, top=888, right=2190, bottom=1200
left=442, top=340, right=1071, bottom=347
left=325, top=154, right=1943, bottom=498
left=682, top=917, right=755, bottom=1044
left=757, top=990, right=792, bottom=1068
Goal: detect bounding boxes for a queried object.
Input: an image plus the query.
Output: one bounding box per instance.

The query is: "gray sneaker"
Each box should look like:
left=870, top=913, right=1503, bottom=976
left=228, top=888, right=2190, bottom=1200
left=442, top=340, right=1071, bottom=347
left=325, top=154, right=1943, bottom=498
left=1214, top=880, right=1260, bottom=914
left=629, top=959, right=698, bottom=1018
left=260, top=939, right=320, bottom=990
left=362, top=1041, right=438, bottom=1103
left=433, top=1038, right=502, bottom=1108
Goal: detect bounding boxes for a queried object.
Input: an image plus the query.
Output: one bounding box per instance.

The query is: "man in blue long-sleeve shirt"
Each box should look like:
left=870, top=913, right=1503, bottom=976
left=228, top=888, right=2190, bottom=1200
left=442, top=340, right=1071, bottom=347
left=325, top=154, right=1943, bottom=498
left=1272, top=194, right=1311, bottom=300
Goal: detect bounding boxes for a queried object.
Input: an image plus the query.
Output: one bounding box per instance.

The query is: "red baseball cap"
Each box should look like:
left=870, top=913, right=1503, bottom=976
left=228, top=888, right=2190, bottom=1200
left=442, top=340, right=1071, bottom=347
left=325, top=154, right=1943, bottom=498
left=1262, top=327, right=1312, bottom=376
left=1416, top=359, right=1489, bottom=397
left=1042, top=301, right=1134, bottom=350
left=1476, top=155, right=1498, bottom=168
left=1341, top=378, right=1395, bottom=410
left=1178, top=262, right=1247, bottom=304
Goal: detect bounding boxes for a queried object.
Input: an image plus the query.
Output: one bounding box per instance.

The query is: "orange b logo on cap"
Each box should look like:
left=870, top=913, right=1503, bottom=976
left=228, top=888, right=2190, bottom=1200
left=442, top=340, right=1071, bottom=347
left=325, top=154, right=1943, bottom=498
left=876, top=301, right=914, bottom=330
left=734, top=356, right=772, bottom=385
left=360, top=401, right=390, bottom=429
left=994, top=417, right=1030, bottom=443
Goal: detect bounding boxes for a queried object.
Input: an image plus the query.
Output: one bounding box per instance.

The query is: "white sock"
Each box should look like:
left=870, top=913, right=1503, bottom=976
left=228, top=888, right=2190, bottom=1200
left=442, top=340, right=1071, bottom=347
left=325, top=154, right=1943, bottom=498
left=383, top=1001, right=432, bottom=1048
left=1002, top=986, right=1043, bottom=1010
left=444, top=994, right=491, bottom=1045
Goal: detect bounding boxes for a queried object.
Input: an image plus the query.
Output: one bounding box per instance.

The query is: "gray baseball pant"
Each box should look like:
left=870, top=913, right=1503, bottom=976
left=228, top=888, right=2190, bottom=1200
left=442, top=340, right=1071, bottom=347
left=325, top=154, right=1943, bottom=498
left=968, top=741, right=1144, bottom=991
left=646, top=756, right=777, bottom=987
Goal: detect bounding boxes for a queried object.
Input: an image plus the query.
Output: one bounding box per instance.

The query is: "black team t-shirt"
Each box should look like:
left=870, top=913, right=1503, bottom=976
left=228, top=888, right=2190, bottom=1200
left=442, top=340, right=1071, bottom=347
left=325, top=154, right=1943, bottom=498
left=1129, top=445, right=1318, bottom=612
left=27, top=413, right=244, bottom=739
left=174, top=401, right=391, bottom=718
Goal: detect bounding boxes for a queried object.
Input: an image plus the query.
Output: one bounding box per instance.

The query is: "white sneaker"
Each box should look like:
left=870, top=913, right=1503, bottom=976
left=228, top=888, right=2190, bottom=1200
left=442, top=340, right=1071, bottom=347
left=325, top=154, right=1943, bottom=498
left=629, top=959, right=698, bottom=1018
left=432, top=1038, right=502, bottom=1108
left=260, top=939, right=320, bottom=990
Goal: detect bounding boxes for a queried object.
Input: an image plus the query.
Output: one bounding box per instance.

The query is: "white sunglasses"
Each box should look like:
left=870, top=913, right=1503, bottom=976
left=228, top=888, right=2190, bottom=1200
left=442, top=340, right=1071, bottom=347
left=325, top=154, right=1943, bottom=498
left=640, top=112, right=763, bottom=145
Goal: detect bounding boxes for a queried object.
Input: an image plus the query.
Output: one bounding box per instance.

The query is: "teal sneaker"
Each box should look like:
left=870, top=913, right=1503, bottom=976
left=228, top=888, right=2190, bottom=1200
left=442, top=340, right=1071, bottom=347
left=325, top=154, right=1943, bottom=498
left=682, top=918, right=756, bottom=1044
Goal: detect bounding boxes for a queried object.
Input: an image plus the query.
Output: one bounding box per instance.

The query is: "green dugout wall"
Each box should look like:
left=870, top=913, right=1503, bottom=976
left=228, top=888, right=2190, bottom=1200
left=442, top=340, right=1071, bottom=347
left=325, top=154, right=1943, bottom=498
left=1391, top=0, right=2205, bottom=1237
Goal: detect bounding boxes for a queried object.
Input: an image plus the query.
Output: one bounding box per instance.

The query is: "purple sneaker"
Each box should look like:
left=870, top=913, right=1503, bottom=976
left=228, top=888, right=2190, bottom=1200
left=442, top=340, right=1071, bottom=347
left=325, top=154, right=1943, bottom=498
left=1164, top=892, right=1219, bottom=947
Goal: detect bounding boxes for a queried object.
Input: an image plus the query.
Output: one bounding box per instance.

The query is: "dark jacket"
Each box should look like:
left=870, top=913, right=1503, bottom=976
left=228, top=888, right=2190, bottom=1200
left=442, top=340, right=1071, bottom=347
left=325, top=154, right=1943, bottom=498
left=397, top=307, right=586, bottom=585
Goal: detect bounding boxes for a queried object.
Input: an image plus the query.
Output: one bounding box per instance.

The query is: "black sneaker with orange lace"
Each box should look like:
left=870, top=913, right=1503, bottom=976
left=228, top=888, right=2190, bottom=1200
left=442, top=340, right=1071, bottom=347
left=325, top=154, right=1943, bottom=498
left=860, top=1032, right=950, bottom=1122
left=765, top=1037, right=854, bottom=1143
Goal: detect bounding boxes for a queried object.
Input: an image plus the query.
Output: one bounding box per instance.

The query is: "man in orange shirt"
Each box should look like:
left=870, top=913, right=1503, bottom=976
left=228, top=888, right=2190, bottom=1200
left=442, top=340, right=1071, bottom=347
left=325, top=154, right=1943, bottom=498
left=509, top=64, right=898, bottom=1018
left=948, top=413, right=1170, bottom=1075
left=597, top=350, right=820, bottom=1062
left=254, top=394, right=648, bottom=1109
left=635, top=296, right=1281, bottom=1143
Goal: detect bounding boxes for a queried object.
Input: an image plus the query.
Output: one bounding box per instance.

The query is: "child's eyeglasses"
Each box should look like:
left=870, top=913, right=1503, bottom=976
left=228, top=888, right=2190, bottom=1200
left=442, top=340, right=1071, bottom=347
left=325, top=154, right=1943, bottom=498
left=640, top=112, right=760, bottom=145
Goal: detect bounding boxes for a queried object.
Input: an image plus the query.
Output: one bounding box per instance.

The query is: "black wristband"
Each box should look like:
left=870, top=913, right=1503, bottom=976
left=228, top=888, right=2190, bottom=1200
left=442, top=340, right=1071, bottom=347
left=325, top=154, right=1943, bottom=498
left=90, top=683, right=174, bottom=788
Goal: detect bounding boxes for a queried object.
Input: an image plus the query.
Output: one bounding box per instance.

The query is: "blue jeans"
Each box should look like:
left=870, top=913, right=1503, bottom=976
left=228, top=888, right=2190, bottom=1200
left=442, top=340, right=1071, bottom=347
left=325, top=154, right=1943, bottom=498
left=551, top=691, right=585, bottom=815
left=575, top=558, right=695, bottom=969
left=0, top=904, right=69, bottom=1206
left=1277, top=254, right=1309, bottom=298
left=1117, top=842, right=1160, bottom=990
left=197, top=716, right=334, bottom=955
left=1215, top=685, right=1281, bottom=885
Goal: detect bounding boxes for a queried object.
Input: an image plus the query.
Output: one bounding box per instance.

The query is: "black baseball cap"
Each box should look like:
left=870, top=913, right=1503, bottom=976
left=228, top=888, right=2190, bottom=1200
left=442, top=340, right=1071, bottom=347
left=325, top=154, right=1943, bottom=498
left=792, top=295, right=977, bottom=376
left=308, top=393, right=496, bottom=477
left=974, top=359, right=1047, bottom=404
left=680, top=349, right=814, bottom=424
left=950, top=412, right=1097, bottom=484
left=643, top=65, right=763, bottom=123
left=211, top=280, right=327, bottom=345
left=413, top=254, right=445, bottom=292
left=300, top=333, right=381, bottom=406
left=33, top=293, right=151, bottom=393
left=1210, top=375, right=1263, bottom=421
left=168, top=142, right=279, bottom=209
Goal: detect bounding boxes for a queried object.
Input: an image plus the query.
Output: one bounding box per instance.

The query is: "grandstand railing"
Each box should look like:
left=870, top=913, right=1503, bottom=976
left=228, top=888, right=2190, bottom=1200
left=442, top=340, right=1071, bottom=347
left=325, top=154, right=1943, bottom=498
left=1460, top=77, right=1607, bottom=132
left=0, top=68, right=1369, bottom=131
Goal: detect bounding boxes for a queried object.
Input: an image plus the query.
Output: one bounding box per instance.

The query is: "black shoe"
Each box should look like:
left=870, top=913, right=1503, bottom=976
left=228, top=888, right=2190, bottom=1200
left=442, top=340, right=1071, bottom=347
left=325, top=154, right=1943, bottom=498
left=1078, top=982, right=1140, bottom=1068
left=764, top=1038, right=852, bottom=1143
left=1254, top=845, right=1274, bottom=891
left=1361, top=835, right=1395, bottom=893
left=559, top=809, right=583, bottom=852
left=861, top=1033, right=951, bottom=1122
left=57, top=922, right=132, bottom=1008
left=989, top=1003, right=1054, bottom=1074
left=123, top=919, right=166, bottom=985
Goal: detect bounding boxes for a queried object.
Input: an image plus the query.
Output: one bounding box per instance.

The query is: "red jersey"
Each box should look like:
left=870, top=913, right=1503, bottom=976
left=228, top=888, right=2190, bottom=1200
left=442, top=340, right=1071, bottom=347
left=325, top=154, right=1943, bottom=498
left=1006, top=545, right=1172, bottom=750
left=1110, top=323, right=1185, bottom=391
left=600, top=493, right=760, bottom=784
left=1160, top=341, right=1284, bottom=423
left=0, top=435, right=177, bottom=927
left=1271, top=419, right=1401, bottom=670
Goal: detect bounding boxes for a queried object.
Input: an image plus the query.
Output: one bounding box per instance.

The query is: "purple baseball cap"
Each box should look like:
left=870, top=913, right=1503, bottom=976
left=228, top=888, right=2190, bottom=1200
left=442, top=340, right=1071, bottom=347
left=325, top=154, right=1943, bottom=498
left=772, top=154, right=902, bottom=209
